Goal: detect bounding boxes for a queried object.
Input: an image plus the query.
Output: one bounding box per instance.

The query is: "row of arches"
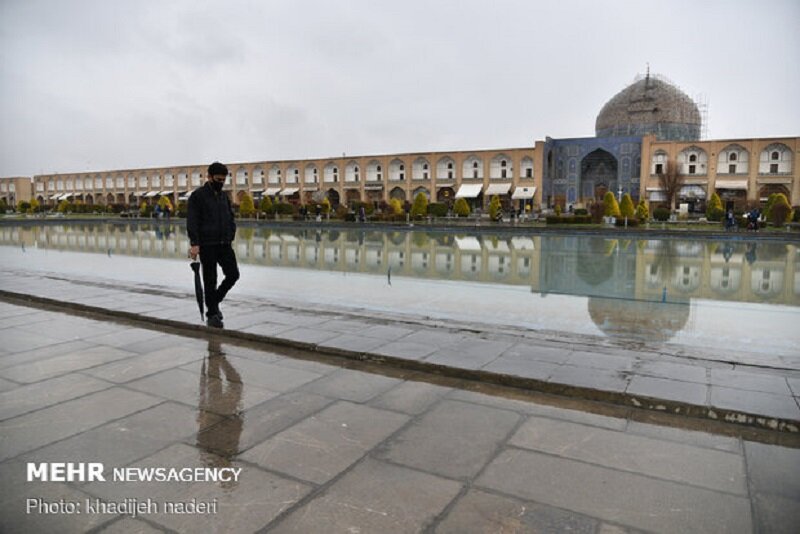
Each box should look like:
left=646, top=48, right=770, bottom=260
left=651, top=143, right=793, bottom=176
left=254, top=155, right=535, bottom=186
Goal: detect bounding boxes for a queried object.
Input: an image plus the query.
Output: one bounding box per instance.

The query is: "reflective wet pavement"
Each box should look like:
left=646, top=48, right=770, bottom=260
left=0, top=267, right=798, bottom=432
left=1, top=301, right=799, bottom=533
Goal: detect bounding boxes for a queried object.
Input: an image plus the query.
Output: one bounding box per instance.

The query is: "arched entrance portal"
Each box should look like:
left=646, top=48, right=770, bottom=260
left=580, top=149, right=618, bottom=203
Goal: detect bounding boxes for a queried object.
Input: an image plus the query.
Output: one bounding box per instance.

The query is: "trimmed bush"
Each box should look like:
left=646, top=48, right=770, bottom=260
left=769, top=194, right=793, bottom=226
left=238, top=193, right=255, bottom=217
left=428, top=202, right=448, bottom=217
left=545, top=215, right=592, bottom=224
left=653, top=206, right=670, bottom=221
left=573, top=208, right=588, bottom=216
left=603, top=192, right=621, bottom=218
left=706, top=192, right=724, bottom=221
left=488, top=195, right=501, bottom=220
left=388, top=198, right=403, bottom=215
left=274, top=202, right=295, bottom=215
left=635, top=199, right=649, bottom=222
left=619, top=194, right=635, bottom=219
left=454, top=198, right=470, bottom=217
left=614, top=217, right=639, bottom=227
left=259, top=196, right=274, bottom=215
left=410, top=192, right=428, bottom=219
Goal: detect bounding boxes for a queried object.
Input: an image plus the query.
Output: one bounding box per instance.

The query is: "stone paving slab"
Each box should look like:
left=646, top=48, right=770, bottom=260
left=0, top=306, right=798, bottom=532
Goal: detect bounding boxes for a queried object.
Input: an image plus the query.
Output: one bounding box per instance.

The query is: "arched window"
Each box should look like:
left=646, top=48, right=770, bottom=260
left=729, top=153, right=737, bottom=162
left=436, top=157, right=455, bottom=180
left=412, top=158, right=430, bottom=180
left=759, top=143, right=791, bottom=174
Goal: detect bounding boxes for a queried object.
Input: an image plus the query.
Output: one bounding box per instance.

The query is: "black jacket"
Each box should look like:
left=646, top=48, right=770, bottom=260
left=187, top=183, right=237, bottom=246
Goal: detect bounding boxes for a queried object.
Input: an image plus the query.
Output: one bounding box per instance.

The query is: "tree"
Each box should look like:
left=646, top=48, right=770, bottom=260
left=488, top=195, right=502, bottom=220
left=259, top=196, right=273, bottom=215
left=139, top=201, right=149, bottom=217
left=157, top=195, right=173, bottom=213
left=57, top=199, right=70, bottom=213
left=239, top=193, right=255, bottom=217
left=388, top=198, right=403, bottom=215
left=619, top=194, right=635, bottom=219
left=706, top=192, right=724, bottom=221
left=635, top=199, right=649, bottom=222
left=767, top=193, right=793, bottom=226
left=657, top=159, right=685, bottom=212
left=0, top=198, right=7, bottom=212
left=17, top=201, right=30, bottom=213
left=321, top=197, right=332, bottom=214
left=410, top=192, right=428, bottom=218
left=453, top=197, right=470, bottom=217
left=602, top=191, right=621, bottom=218
left=29, top=198, right=40, bottom=214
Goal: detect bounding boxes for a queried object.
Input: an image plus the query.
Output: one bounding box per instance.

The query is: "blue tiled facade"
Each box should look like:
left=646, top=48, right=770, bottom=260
left=543, top=135, right=642, bottom=206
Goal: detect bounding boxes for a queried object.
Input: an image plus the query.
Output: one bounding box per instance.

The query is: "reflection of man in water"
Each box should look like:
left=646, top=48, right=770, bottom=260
left=196, top=339, right=243, bottom=488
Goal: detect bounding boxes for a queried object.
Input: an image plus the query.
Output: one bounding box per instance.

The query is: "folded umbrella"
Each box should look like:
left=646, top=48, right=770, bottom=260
left=190, top=260, right=204, bottom=321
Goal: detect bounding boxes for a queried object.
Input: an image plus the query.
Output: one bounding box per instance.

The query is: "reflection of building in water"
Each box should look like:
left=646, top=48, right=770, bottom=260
left=2, top=224, right=798, bottom=307
left=587, top=298, right=691, bottom=342
left=536, top=236, right=638, bottom=300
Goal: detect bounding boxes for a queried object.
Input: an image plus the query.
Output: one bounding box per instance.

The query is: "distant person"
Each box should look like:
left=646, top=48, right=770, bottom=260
left=187, top=162, right=239, bottom=328
left=358, top=205, right=366, bottom=222
left=725, top=209, right=735, bottom=231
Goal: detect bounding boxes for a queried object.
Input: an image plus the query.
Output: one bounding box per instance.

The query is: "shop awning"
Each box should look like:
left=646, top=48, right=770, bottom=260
left=279, top=188, right=299, bottom=196
left=264, top=187, right=281, bottom=196
left=144, top=191, right=159, bottom=197
left=679, top=185, right=706, bottom=199
left=511, top=186, right=536, bottom=199
left=455, top=236, right=482, bottom=251
left=49, top=194, right=61, bottom=200
left=160, top=190, right=173, bottom=196
left=178, top=193, right=191, bottom=201
left=455, top=184, right=483, bottom=198
left=714, top=180, right=748, bottom=190
left=61, top=193, right=73, bottom=200
left=364, top=184, right=384, bottom=190
left=485, top=183, right=512, bottom=196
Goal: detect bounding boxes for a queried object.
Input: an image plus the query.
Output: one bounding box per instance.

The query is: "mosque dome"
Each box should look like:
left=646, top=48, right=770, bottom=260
left=595, top=73, right=701, bottom=141
left=587, top=297, right=690, bottom=343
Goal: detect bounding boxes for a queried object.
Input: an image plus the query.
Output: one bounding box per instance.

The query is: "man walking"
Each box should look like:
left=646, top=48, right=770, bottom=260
left=188, top=162, right=239, bottom=328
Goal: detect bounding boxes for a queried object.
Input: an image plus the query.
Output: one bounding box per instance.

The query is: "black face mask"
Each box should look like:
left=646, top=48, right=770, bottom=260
left=210, top=180, right=224, bottom=192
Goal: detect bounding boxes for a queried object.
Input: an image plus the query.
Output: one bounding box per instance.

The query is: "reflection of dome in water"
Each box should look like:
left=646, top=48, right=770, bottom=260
left=587, top=297, right=690, bottom=342
left=595, top=73, right=701, bottom=141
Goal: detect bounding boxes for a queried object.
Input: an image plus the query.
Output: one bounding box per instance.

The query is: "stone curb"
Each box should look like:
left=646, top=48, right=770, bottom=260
left=0, top=289, right=797, bottom=434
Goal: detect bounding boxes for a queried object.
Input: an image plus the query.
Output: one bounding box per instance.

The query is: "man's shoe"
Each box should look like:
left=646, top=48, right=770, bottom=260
left=206, top=314, right=224, bottom=329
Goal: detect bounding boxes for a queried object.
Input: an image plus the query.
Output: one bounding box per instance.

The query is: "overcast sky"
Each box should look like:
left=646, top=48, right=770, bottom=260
left=1, top=0, right=798, bottom=177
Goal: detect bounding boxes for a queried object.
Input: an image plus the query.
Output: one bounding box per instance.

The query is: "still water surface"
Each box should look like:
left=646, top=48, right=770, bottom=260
left=1, top=222, right=798, bottom=355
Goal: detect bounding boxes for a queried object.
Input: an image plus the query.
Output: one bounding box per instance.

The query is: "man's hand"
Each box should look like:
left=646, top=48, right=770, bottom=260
left=189, top=245, right=200, bottom=260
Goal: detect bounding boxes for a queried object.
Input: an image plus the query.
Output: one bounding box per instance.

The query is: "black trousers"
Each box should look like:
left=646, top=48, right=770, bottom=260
left=200, top=244, right=239, bottom=317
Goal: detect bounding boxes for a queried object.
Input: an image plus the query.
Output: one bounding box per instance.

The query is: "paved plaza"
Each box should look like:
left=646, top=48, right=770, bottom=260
left=0, top=266, right=799, bottom=532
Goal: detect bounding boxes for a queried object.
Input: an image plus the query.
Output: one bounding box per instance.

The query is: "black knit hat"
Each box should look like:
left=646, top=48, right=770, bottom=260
left=208, top=161, right=228, bottom=176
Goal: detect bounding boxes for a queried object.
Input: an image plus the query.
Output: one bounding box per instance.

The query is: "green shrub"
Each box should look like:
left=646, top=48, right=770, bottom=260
left=619, top=194, right=635, bottom=218
left=428, top=202, right=448, bottom=217
left=274, top=202, right=295, bottom=215
left=239, top=193, right=255, bottom=217
left=653, top=207, right=670, bottom=221
left=259, top=196, right=273, bottom=215
left=553, top=204, right=562, bottom=217
left=545, top=215, right=592, bottom=224
left=614, top=217, right=639, bottom=227
left=454, top=198, right=470, bottom=217
left=793, top=207, right=800, bottom=223
left=388, top=198, right=403, bottom=215
left=17, top=201, right=30, bottom=213
left=603, top=192, right=621, bottom=218
left=488, top=195, right=501, bottom=220
left=410, top=192, right=428, bottom=219
left=573, top=208, right=588, bottom=216
left=769, top=194, right=793, bottom=226
left=706, top=192, right=724, bottom=221
left=635, top=199, right=649, bottom=222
